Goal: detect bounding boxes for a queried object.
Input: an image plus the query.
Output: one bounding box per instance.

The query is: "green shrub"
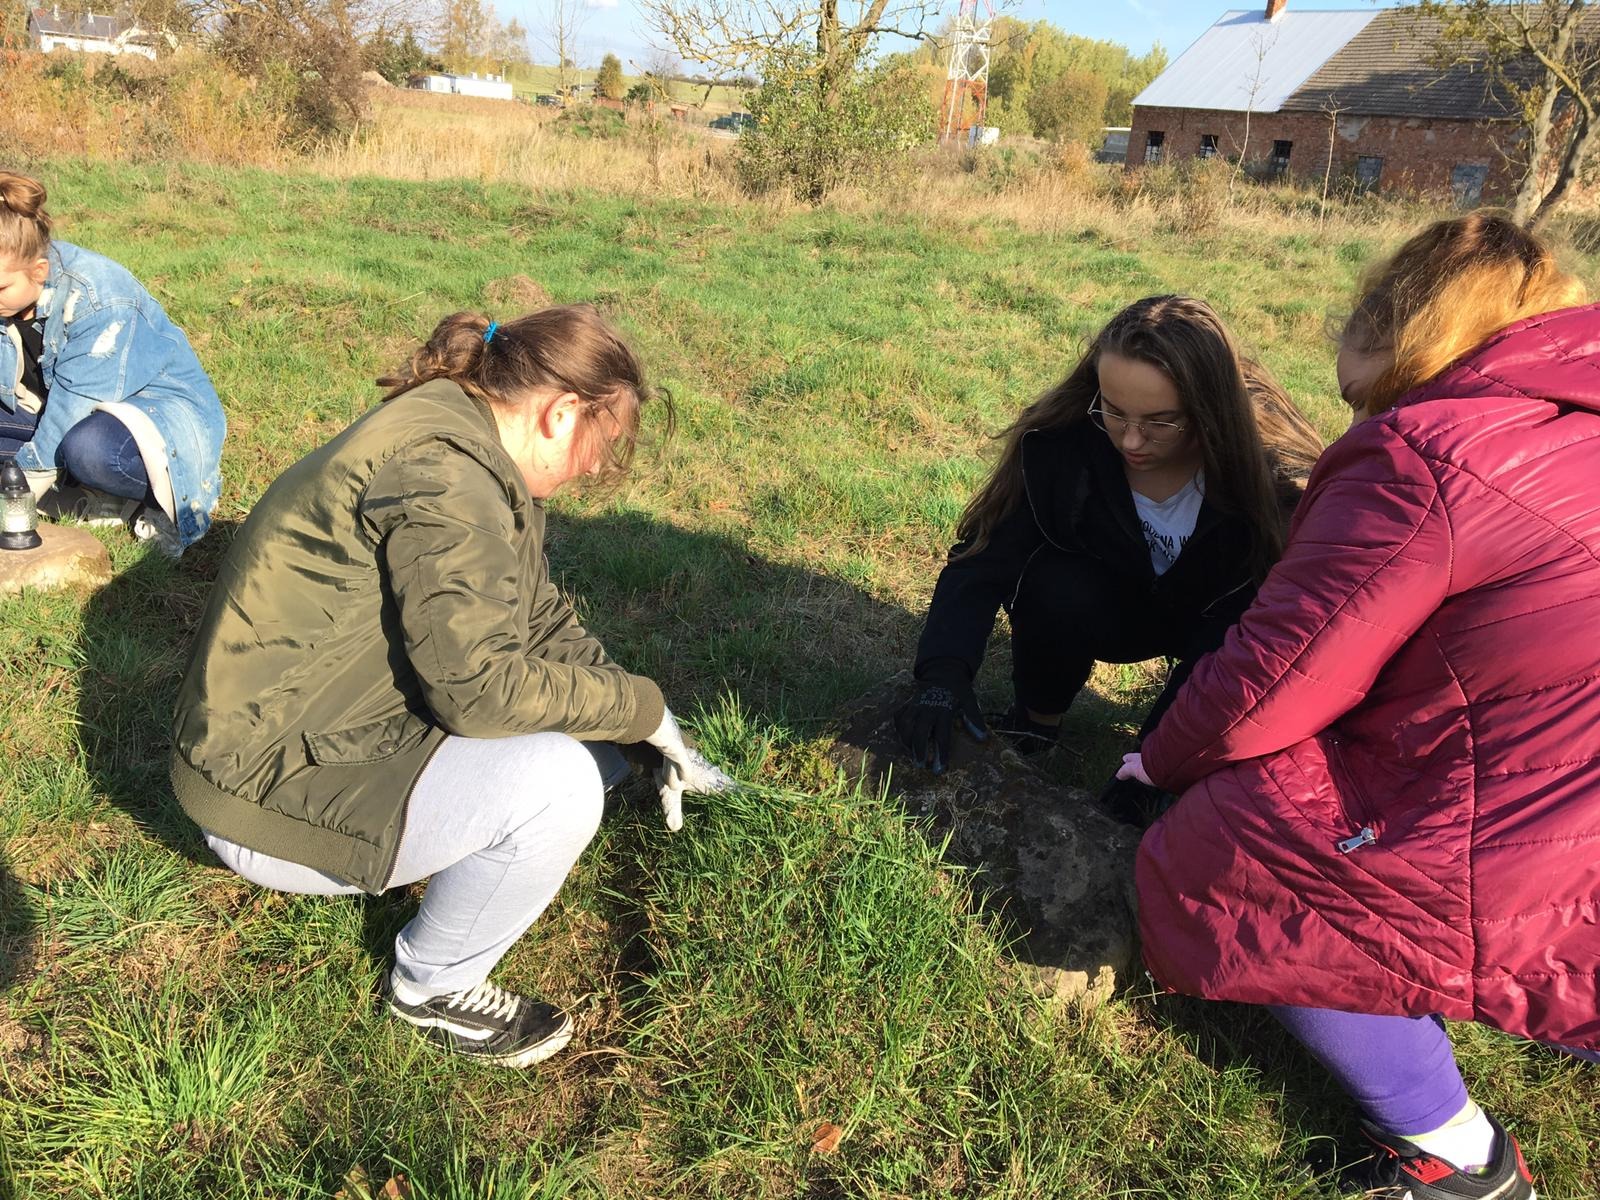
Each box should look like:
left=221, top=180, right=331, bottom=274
left=737, top=47, right=934, bottom=202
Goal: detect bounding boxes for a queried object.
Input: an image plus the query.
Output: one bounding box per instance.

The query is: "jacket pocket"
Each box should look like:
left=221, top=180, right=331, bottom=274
left=1327, top=734, right=1381, bottom=853
left=304, top=710, right=433, bottom=766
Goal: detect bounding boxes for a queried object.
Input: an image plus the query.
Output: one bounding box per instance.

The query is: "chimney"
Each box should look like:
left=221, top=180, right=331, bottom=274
left=1265, top=0, right=1287, bottom=19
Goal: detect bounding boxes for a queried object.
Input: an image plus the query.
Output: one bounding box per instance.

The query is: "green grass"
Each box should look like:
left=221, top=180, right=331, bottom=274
left=1, top=159, right=1597, bottom=1198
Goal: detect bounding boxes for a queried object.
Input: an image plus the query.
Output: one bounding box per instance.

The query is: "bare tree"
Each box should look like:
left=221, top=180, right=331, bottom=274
left=1414, top=0, right=1600, bottom=229
left=1230, top=22, right=1279, bottom=196
left=1320, top=97, right=1344, bottom=231
left=541, top=0, right=587, bottom=98
left=637, top=0, right=943, bottom=106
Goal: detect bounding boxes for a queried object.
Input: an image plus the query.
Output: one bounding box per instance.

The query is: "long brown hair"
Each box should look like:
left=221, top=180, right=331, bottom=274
left=378, top=305, right=671, bottom=485
left=0, top=170, right=52, bottom=264
left=955, top=294, right=1322, bottom=581
left=1342, top=210, right=1588, bottom=413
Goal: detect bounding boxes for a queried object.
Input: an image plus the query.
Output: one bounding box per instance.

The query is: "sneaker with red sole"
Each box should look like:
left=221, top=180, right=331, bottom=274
left=1350, top=1113, right=1536, bottom=1199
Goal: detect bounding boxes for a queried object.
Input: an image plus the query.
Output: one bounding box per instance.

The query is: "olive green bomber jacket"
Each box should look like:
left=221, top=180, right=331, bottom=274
left=170, top=379, right=665, bottom=893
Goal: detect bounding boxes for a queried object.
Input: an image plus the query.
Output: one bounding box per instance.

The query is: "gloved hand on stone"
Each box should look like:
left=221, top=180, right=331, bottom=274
left=644, top=707, right=735, bottom=831
left=1100, top=752, right=1175, bottom=829
left=894, top=658, right=988, bottom=775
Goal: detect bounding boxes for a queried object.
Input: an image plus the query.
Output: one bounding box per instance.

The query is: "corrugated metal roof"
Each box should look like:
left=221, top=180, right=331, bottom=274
left=1133, top=8, right=1379, bottom=114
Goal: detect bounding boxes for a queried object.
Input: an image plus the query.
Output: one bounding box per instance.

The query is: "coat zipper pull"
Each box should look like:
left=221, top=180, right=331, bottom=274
left=1336, top=826, right=1377, bottom=854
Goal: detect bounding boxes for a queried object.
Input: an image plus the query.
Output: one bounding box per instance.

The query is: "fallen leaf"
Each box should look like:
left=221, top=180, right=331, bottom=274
left=334, top=1165, right=373, bottom=1200
left=811, top=1121, right=845, bottom=1155
left=380, top=1176, right=413, bottom=1199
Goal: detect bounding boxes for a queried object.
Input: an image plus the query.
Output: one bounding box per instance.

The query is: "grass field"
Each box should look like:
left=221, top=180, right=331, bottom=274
left=1, top=157, right=1597, bottom=1199
left=501, top=63, right=748, bottom=112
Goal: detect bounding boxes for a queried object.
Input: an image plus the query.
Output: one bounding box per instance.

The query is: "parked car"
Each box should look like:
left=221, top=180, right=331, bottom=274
left=535, top=93, right=562, bottom=108
left=709, top=111, right=754, bottom=133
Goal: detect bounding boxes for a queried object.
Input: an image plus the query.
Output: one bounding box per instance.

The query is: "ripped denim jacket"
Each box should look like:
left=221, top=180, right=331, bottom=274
left=0, top=241, right=225, bottom=548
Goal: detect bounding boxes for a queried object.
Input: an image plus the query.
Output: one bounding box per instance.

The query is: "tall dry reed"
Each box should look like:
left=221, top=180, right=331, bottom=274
left=0, top=49, right=289, bottom=166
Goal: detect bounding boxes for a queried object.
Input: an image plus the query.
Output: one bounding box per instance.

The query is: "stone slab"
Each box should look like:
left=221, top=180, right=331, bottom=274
left=0, top=522, right=113, bottom=597
left=828, top=671, right=1142, bottom=1005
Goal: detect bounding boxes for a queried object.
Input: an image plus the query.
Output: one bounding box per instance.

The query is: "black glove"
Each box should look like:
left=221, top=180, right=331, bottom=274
left=895, top=660, right=988, bottom=774
left=1097, top=773, right=1176, bottom=829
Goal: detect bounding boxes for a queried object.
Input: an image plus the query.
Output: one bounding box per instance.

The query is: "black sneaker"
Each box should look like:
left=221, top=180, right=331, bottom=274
left=988, top=705, right=1060, bottom=757
left=387, top=979, right=574, bottom=1068
left=1349, top=1114, right=1536, bottom=1199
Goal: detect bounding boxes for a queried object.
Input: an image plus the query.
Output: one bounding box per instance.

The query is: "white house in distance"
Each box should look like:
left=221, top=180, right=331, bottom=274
left=409, top=73, right=515, bottom=101
left=27, top=7, right=159, bottom=58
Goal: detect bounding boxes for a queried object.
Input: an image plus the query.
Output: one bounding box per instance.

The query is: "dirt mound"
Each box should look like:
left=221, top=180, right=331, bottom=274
left=828, top=672, right=1141, bottom=1004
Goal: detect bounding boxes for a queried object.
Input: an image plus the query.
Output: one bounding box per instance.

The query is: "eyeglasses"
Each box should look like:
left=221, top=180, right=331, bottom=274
left=1088, top=396, right=1188, bottom=446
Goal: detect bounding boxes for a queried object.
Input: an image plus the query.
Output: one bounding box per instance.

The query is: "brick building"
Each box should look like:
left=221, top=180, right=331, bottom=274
left=1126, top=1, right=1524, bottom=204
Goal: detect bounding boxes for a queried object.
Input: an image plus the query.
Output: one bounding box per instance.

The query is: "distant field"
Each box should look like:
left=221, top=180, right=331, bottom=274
left=503, top=63, right=748, bottom=114
left=1, top=150, right=1596, bottom=1200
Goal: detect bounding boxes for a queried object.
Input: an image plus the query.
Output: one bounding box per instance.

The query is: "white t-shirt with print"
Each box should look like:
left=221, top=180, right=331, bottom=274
left=1132, top=472, right=1204, bottom=576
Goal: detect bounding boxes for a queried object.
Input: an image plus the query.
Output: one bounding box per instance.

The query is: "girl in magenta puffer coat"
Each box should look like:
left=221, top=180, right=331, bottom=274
left=1120, top=213, right=1599, bottom=1200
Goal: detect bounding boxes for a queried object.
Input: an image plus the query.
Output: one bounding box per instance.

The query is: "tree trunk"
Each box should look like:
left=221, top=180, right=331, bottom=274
left=1511, top=66, right=1563, bottom=225
left=1529, top=108, right=1597, bottom=232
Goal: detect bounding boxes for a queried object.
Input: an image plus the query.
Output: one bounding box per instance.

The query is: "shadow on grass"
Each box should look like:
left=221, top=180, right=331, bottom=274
left=0, top=854, right=38, bottom=1200
left=1147, top=993, right=1362, bottom=1181
left=75, top=519, right=245, bottom=863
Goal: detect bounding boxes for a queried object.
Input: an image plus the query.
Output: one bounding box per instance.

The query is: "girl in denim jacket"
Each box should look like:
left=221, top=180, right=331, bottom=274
left=0, top=171, right=224, bottom=555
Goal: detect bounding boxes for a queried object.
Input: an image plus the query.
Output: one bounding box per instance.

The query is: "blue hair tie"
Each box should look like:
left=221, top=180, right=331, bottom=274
left=483, top=320, right=499, bottom=344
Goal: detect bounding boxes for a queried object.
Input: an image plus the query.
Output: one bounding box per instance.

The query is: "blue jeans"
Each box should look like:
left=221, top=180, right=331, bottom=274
left=0, top=403, right=39, bottom=459
left=58, top=411, right=152, bottom=503
left=1, top=407, right=151, bottom=501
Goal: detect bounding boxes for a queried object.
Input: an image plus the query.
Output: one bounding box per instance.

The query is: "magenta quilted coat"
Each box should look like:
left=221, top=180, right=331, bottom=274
left=1138, top=304, right=1600, bottom=1049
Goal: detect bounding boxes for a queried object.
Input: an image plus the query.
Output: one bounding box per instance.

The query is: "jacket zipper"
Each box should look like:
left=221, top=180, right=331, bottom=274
left=1328, top=735, right=1379, bottom=854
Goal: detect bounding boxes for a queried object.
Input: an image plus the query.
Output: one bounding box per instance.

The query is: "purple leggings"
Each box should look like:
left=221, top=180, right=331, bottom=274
left=1272, top=1005, right=1600, bottom=1134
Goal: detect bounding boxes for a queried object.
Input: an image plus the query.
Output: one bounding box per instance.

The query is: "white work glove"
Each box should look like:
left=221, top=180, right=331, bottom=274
left=645, top=707, right=734, bottom=831
left=1116, top=751, right=1154, bottom=786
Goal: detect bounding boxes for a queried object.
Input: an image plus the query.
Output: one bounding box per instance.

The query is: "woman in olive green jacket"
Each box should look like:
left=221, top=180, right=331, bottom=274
left=171, top=306, right=729, bottom=1069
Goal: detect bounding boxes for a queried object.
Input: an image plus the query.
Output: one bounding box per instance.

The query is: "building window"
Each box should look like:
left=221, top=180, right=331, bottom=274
left=1144, top=130, right=1165, bottom=164
left=1199, top=134, right=1219, bottom=159
left=1268, top=140, right=1293, bottom=178
left=1354, top=155, right=1383, bottom=194
left=1452, top=162, right=1488, bottom=208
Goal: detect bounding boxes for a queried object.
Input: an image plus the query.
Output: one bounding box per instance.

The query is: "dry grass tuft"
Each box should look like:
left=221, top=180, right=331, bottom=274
left=0, top=48, right=290, bottom=166
left=484, top=273, right=554, bottom=311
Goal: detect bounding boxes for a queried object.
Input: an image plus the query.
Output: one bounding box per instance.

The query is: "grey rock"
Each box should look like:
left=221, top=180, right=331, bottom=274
left=828, top=671, right=1141, bottom=1004
left=0, top=522, right=113, bottom=596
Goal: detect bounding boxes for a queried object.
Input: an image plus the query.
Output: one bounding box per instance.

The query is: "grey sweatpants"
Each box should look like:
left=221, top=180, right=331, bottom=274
left=205, top=734, right=628, bottom=1002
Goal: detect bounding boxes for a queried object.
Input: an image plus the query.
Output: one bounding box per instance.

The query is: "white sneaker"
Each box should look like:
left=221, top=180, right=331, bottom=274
left=132, top=507, right=183, bottom=559
left=39, top=485, right=139, bottom=528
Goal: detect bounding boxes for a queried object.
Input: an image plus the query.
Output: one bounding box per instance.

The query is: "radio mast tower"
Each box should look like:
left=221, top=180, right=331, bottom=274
left=939, top=0, right=993, bottom=143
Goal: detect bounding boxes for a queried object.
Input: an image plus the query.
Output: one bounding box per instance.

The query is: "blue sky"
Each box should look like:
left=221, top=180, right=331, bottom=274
left=502, top=0, right=1405, bottom=75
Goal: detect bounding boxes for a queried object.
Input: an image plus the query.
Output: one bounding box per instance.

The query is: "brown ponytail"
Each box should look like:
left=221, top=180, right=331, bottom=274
left=377, top=304, right=670, bottom=484
left=0, top=171, right=52, bottom=264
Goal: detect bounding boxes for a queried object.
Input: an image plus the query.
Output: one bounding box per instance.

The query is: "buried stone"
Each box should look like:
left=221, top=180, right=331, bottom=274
left=827, top=671, right=1141, bottom=1004
left=0, top=521, right=113, bottom=596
